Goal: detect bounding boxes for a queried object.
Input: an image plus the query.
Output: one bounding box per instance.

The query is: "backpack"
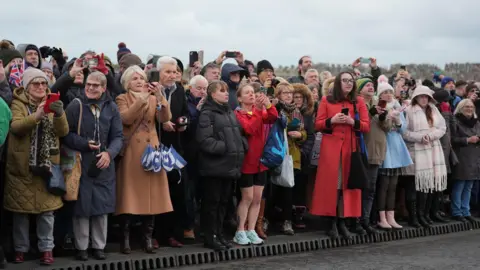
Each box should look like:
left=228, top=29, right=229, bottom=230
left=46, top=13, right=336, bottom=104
left=260, top=114, right=287, bottom=169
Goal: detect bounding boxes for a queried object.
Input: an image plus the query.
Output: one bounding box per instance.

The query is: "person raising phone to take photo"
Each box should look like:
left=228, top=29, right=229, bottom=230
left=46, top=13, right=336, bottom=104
left=4, top=68, right=68, bottom=265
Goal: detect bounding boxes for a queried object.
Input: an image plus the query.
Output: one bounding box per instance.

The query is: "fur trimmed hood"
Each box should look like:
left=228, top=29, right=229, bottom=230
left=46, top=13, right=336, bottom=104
left=292, top=83, right=314, bottom=116
left=322, top=77, right=335, bottom=97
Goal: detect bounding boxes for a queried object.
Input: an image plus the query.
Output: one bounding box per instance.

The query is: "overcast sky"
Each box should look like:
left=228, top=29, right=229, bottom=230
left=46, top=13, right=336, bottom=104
left=2, top=0, right=478, bottom=67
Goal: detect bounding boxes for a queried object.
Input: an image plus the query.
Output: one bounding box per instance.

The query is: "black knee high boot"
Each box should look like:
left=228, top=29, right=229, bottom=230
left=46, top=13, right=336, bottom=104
left=431, top=192, right=449, bottom=223
left=424, top=193, right=434, bottom=224
left=326, top=217, right=339, bottom=240
left=407, top=200, right=421, bottom=228
left=120, top=215, right=131, bottom=254
left=337, top=218, right=353, bottom=241
left=143, top=216, right=156, bottom=254
left=0, top=246, right=6, bottom=269
left=416, top=192, right=431, bottom=228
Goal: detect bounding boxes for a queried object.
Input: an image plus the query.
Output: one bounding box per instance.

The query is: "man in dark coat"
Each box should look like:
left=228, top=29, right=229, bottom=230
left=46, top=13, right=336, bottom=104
left=155, top=56, right=192, bottom=245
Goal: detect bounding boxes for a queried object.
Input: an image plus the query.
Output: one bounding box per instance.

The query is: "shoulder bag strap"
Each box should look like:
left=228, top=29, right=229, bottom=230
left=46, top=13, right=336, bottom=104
left=74, top=98, right=83, bottom=135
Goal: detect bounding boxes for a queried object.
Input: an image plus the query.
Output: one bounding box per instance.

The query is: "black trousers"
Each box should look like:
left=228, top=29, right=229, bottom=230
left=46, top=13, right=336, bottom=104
left=201, top=177, right=233, bottom=237
left=293, top=169, right=307, bottom=206
left=156, top=169, right=194, bottom=241
left=268, top=184, right=293, bottom=222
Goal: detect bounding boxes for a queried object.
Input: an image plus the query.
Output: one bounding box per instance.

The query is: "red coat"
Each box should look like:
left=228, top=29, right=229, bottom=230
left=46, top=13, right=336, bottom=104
left=235, top=105, right=278, bottom=174
left=310, top=96, right=370, bottom=217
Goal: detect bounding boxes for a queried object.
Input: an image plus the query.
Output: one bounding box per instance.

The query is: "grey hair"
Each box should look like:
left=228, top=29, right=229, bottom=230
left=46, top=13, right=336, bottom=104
left=156, top=56, right=177, bottom=71
left=87, top=71, right=107, bottom=87
left=305, top=69, right=319, bottom=77
left=121, top=65, right=147, bottom=91
left=189, top=75, right=208, bottom=88
left=454, top=98, right=477, bottom=118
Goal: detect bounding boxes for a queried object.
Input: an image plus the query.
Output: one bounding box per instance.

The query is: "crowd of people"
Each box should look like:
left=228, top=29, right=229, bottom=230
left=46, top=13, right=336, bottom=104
left=0, top=40, right=479, bottom=267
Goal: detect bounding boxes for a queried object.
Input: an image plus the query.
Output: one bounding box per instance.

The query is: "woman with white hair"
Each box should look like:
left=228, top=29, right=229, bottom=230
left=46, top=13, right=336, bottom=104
left=115, top=65, right=173, bottom=254
left=450, top=99, right=480, bottom=223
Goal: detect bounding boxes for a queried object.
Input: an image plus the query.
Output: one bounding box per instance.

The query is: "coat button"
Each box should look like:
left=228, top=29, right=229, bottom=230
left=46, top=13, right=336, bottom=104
left=147, top=139, right=150, bottom=143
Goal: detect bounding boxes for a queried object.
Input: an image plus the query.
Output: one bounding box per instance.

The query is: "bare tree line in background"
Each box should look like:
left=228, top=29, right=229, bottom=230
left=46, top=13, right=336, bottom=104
left=274, top=63, right=480, bottom=81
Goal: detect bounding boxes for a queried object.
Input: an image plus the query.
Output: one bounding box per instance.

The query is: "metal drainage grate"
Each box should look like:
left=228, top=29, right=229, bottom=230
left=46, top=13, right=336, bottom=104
left=132, top=255, right=176, bottom=270
left=255, top=243, right=289, bottom=257
left=217, top=246, right=253, bottom=262
left=288, top=239, right=319, bottom=253
left=177, top=251, right=216, bottom=267
left=85, top=260, right=132, bottom=270
left=51, top=267, right=83, bottom=270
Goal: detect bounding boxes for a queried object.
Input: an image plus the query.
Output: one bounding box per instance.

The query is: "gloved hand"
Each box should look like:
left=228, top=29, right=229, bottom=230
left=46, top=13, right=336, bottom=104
left=49, top=100, right=64, bottom=116
left=51, top=47, right=66, bottom=66
left=94, top=53, right=109, bottom=75
left=39, top=46, right=51, bottom=58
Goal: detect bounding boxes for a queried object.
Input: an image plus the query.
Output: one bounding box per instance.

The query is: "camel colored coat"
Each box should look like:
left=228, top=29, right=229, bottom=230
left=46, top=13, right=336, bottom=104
left=115, top=93, right=173, bottom=215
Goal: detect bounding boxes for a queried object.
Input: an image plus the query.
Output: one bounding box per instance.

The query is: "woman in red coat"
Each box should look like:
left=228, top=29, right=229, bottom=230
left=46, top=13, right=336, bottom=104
left=310, top=71, right=370, bottom=240
left=234, top=83, right=278, bottom=245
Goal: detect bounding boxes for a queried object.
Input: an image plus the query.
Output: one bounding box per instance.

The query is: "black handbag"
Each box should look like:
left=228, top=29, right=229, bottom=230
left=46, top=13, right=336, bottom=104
left=47, top=164, right=66, bottom=196
left=347, top=102, right=369, bottom=190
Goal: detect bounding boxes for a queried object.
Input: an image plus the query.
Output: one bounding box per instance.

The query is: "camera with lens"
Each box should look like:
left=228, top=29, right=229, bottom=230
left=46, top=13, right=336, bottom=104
left=271, top=78, right=280, bottom=88
left=405, top=78, right=416, bottom=88
left=176, top=116, right=189, bottom=128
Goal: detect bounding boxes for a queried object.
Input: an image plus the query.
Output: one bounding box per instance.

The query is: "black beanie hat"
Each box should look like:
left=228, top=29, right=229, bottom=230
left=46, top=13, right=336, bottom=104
left=173, top=57, right=184, bottom=73
left=0, top=40, right=22, bottom=66
left=256, top=60, right=274, bottom=74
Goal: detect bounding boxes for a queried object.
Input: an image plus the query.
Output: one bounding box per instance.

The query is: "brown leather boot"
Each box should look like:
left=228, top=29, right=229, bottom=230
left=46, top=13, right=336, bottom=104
left=255, top=199, right=267, bottom=239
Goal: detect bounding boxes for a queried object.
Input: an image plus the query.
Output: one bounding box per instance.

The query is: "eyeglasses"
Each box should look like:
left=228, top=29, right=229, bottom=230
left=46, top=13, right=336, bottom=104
left=86, top=83, right=101, bottom=89
left=31, top=81, right=48, bottom=87
left=281, top=91, right=293, bottom=95
left=341, top=78, right=354, bottom=84
left=294, top=95, right=303, bottom=99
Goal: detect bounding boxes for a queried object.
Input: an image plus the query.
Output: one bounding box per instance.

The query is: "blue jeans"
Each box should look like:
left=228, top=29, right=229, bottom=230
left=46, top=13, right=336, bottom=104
left=451, top=180, right=475, bottom=217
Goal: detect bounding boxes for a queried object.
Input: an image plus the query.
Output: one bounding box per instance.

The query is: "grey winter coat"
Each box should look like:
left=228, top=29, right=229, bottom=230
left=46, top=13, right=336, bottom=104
left=451, top=114, right=480, bottom=181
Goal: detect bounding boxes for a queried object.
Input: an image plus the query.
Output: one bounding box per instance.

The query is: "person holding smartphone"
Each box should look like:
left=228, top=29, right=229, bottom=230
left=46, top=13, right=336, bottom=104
left=62, top=71, right=123, bottom=261
left=115, top=65, right=173, bottom=254
left=356, top=77, right=390, bottom=234
left=4, top=68, right=68, bottom=265
left=234, top=83, right=278, bottom=244
left=310, top=71, right=370, bottom=241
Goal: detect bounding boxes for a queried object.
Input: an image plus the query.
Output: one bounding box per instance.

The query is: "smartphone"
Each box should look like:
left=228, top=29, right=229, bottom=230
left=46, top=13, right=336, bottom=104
left=259, top=87, right=268, bottom=94
left=148, top=70, right=160, bottom=83
left=271, top=78, right=280, bottom=88
left=198, top=50, right=204, bottom=65
left=400, top=65, right=407, bottom=71
left=189, top=51, right=199, bottom=67
left=44, top=93, right=60, bottom=113
left=378, top=100, right=387, bottom=108
left=360, top=57, right=371, bottom=64
left=341, top=108, right=349, bottom=115
left=88, top=58, right=98, bottom=68
left=225, top=51, right=237, bottom=58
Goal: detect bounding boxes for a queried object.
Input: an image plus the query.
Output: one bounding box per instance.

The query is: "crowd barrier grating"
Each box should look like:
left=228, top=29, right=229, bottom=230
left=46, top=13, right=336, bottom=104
left=20, top=221, right=480, bottom=270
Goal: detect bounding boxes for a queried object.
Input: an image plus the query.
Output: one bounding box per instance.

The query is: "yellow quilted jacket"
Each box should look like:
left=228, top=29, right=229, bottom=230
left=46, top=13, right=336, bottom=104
left=4, top=87, right=69, bottom=214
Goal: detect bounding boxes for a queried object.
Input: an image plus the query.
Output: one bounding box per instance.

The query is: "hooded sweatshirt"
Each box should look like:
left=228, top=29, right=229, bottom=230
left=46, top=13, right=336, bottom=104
left=221, top=63, right=246, bottom=110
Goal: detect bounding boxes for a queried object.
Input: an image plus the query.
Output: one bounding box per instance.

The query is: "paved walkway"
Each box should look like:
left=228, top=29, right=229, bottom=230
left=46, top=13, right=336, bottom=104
left=179, top=230, right=480, bottom=270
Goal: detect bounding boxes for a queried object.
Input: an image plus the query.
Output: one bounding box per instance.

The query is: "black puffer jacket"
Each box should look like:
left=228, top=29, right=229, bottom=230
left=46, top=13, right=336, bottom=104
left=196, top=96, right=247, bottom=179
